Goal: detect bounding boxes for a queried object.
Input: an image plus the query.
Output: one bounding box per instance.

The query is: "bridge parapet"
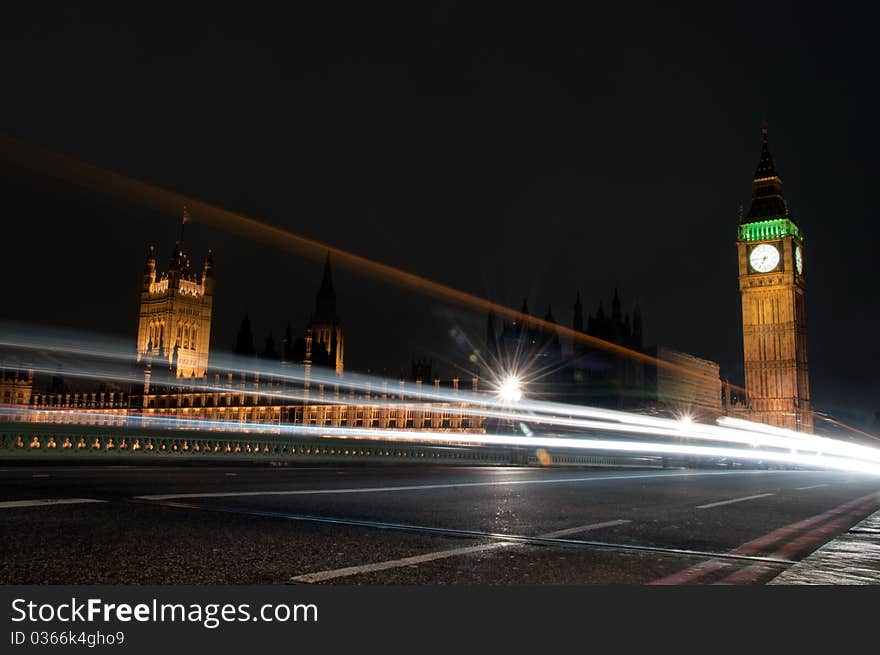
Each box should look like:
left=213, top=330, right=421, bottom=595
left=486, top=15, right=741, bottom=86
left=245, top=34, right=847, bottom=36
left=0, top=421, right=516, bottom=465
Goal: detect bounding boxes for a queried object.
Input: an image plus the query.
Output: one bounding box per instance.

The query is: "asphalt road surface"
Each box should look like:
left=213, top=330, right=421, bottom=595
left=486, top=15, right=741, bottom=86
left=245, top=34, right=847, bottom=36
left=1, top=464, right=878, bottom=584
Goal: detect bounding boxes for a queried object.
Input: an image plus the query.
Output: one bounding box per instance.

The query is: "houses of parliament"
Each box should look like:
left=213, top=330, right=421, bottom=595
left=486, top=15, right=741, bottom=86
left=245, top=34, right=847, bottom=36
left=21, top=231, right=487, bottom=433
left=3, top=125, right=812, bottom=433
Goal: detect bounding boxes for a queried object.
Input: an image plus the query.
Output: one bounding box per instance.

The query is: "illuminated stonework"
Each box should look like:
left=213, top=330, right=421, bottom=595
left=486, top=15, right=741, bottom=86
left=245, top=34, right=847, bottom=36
left=136, top=233, right=214, bottom=379
left=0, top=368, right=33, bottom=405
left=27, top=379, right=487, bottom=434
left=737, top=218, right=803, bottom=242
left=737, top=126, right=812, bottom=432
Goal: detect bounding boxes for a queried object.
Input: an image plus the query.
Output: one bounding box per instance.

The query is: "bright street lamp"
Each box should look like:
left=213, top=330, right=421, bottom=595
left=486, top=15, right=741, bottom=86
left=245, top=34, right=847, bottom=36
left=497, top=376, right=524, bottom=403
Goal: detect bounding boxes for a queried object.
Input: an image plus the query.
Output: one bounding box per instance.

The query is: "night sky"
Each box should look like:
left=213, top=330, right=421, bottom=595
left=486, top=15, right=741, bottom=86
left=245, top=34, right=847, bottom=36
left=1, top=3, right=878, bottom=425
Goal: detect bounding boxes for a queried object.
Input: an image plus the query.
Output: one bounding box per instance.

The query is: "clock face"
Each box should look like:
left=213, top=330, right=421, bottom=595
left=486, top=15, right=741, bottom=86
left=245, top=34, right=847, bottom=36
left=749, top=243, right=780, bottom=273
left=795, top=245, right=803, bottom=275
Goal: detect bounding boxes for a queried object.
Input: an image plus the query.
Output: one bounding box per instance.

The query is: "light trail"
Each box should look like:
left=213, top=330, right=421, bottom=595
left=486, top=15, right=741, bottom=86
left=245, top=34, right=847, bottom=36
left=717, top=417, right=880, bottom=462
left=0, top=356, right=856, bottom=461
left=812, top=413, right=880, bottom=443
left=3, top=324, right=880, bottom=468
left=0, top=324, right=824, bottom=438
left=0, top=136, right=734, bottom=393
left=2, top=139, right=874, bottom=443
left=4, top=364, right=880, bottom=471
left=3, top=405, right=880, bottom=476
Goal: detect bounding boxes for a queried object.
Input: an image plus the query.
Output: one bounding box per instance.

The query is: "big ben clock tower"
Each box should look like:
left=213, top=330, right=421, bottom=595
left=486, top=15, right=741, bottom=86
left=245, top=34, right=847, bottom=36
left=737, top=125, right=812, bottom=432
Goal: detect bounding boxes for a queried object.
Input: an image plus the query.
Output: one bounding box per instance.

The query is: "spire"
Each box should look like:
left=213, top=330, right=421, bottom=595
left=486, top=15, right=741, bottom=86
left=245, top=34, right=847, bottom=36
left=754, top=122, right=778, bottom=179
left=542, top=304, right=561, bottom=356
left=611, top=288, right=622, bottom=321
left=313, top=252, right=337, bottom=323
left=145, top=244, right=157, bottom=271
left=203, top=248, right=214, bottom=276
left=633, top=303, right=643, bottom=347
left=520, top=298, right=529, bottom=316
left=281, top=321, right=293, bottom=363
left=167, top=241, right=190, bottom=276
left=180, top=206, right=191, bottom=243
left=168, top=208, right=193, bottom=277
left=234, top=313, right=255, bottom=356
left=260, top=333, right=279, bottom=360
left=143, top=244, right=157, bottom=290
left=743, top=122, right=791, bottom=223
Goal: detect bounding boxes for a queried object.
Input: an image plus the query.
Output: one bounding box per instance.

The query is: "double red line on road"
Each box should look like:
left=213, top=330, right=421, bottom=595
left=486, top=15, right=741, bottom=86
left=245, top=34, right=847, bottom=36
left=648, top=492, right=880, bottom=585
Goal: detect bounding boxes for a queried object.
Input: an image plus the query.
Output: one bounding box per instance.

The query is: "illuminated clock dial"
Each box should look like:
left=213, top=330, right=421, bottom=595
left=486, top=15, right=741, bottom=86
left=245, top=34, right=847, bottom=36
left=749, top=243, right=780, bottom=273
left=795, top=245, right=803, bottom=275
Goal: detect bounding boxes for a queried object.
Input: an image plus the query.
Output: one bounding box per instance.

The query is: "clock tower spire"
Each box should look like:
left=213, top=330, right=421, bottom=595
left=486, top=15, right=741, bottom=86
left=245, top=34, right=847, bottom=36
left=737, top=124, right=811, bottom=432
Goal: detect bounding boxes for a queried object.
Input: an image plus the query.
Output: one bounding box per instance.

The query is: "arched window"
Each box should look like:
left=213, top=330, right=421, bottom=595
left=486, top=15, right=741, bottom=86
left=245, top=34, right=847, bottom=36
left=190, top=327, right=197, bottom=350
left=182, top=324, right=189, bottom=349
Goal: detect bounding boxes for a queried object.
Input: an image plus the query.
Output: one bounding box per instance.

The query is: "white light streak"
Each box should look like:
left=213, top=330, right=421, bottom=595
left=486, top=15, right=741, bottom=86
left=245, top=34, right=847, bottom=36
left=1, top=323, right=880, bottom=476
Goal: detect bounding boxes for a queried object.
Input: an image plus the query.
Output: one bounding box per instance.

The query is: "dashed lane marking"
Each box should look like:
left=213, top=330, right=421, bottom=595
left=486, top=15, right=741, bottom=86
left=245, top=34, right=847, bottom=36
left=290, top=520, right=632, bottom=583
left=696, top=493, right=774, bottom=509
left=144, top=499, right=794, bottom=568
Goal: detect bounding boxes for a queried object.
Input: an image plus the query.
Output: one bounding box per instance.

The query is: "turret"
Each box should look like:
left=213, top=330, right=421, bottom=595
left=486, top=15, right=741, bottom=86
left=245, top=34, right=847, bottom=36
left=143, top=244, right=157, bottom=291
left=202, top=249, right=214, bottom=296
left=136, top=210, right=214, bottom=379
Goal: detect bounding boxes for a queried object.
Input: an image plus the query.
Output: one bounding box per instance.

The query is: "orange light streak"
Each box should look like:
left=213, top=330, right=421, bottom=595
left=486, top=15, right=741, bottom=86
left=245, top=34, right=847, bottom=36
left=3, top=136, right=733, bottom=392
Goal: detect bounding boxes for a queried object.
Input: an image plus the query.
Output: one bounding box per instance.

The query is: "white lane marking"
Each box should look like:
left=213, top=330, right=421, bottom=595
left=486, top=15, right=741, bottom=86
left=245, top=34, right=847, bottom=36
left=293, top=542, right=515, bottom=583
left=224, top=473, right=238, bottom=477
left=796, top=484, right=829, bottom=490
left=135, top=469, right=794, bottom=501
left=540, top=519, right=631, bottom=539
left=291, top=519, right=631, bottom=583
left=31, top=474, right=50, bottom=478
left=0, top=498, right=106, bottom=509
left=696, top=493, right=774, bottom=509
